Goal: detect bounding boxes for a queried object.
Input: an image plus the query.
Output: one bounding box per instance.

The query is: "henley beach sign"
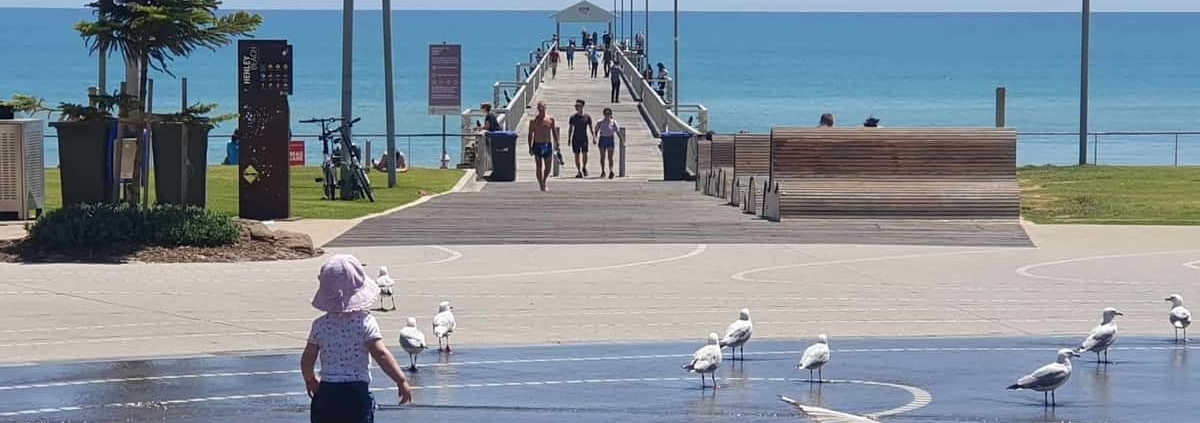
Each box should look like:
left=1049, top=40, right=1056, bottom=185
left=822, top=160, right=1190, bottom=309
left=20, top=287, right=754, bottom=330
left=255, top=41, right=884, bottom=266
left=428, top=44, right=462, bottom=115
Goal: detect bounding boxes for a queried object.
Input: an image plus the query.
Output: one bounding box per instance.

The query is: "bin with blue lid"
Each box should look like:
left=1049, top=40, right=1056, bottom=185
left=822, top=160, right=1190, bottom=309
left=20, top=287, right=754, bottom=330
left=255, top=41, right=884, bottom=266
left=487, top=131, right=519, bottom=182
left=659, top=131, right=692, bottom=181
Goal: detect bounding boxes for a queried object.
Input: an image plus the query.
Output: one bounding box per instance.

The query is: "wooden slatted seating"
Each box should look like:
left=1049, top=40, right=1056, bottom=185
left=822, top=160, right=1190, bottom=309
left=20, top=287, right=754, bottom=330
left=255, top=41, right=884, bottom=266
left=731, top=134, right=771, bottom=212
left=761, top=128, right=1018, bottom=221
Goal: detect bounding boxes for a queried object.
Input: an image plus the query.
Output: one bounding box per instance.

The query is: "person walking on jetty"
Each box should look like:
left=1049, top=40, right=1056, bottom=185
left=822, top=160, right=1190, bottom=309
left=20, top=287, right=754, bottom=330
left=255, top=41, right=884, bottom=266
left=593, top=107, right=620, bottom=179
left=566, top=41, right=576, bottom=70
left=589, top=46, right=600, bottom=79
left=568, top=99, right=594, bottom=178
left=603, top=46, right=613, bottom=78
left=528, top=101, right=560, bottom=192
left=609, top=61, right=625, bottom=103
left=549, top=47, right=560, bottom=79
left=302, top=254, right=413, bottom=423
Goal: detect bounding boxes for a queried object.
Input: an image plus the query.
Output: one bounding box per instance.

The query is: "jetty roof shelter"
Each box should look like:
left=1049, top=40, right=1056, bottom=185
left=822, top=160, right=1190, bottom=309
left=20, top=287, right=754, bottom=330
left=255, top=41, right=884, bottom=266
left=553, top=1, right=616, bottom=44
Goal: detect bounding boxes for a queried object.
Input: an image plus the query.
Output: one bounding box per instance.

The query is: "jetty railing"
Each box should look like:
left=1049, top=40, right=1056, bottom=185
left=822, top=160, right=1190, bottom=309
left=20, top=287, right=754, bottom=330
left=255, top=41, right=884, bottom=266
left=461, top=40, right=558, bottom=178
left=614, top=46, right=708, bottom=177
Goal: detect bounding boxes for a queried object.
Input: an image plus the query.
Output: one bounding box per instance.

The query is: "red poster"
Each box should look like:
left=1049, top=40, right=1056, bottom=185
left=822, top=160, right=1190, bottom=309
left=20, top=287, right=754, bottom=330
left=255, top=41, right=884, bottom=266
left=288, top=140, right=305, bottom=166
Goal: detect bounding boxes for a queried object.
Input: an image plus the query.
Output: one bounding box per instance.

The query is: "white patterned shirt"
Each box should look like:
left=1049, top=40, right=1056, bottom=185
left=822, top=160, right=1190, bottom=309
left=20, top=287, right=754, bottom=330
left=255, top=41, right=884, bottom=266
left=307, top=311, right=383, bottom=383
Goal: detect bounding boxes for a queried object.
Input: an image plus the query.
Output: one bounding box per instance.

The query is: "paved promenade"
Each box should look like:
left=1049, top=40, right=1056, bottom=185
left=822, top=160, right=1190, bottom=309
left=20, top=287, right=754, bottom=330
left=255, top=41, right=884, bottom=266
left=1, top=223, right=1196, bottom=365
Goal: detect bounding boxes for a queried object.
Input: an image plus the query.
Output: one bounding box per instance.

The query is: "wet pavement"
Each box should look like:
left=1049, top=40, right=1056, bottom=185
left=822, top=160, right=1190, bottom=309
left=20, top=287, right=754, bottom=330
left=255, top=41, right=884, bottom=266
left=0, top=336, right=1195, bottom=422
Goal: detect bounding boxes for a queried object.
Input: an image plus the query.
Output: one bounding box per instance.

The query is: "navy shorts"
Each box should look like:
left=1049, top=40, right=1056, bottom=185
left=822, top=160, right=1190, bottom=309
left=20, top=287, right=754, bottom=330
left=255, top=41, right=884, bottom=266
left=532, top=142, right=553, bottom=158
left=572, top=139, right=589, bottom=153
left=598, top=136, right=615, bottom=149
left=311, top=382, right=375, bottom=423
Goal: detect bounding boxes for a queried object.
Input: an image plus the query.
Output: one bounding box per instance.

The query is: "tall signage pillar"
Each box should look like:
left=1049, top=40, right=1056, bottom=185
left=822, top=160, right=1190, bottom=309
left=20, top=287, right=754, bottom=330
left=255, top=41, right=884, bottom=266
left=429, top=44, right=462, bottom=169
left=237, top=40, right=294, bottom=220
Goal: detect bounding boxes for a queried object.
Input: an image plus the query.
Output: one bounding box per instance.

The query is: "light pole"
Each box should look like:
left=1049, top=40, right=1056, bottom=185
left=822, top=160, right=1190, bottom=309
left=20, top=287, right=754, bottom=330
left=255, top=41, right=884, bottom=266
left=645, top=0, right=650, bottom=62
left=382, top=0, right=397, bottom=187
left=673, top=0, right=679, bottom=110
left=1079, top=0, right=1091, bottom=165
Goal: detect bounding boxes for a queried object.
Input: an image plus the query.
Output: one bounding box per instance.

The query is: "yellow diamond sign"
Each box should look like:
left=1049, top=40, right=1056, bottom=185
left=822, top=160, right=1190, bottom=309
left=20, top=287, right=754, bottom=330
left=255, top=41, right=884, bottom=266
left=242, top=165, right=259, bottom=184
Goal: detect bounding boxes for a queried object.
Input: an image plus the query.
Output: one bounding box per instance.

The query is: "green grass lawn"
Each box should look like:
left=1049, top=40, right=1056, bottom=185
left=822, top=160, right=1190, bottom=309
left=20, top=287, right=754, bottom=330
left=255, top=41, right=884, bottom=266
left=42, top=166, right=465, bottom=220
left=1019, top=166, right=1200, bottom=225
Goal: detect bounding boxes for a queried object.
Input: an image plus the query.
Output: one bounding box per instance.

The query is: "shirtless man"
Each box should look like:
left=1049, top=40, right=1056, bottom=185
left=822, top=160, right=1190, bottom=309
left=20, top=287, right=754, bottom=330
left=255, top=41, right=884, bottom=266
left=528, top=101, right=560, bottom=191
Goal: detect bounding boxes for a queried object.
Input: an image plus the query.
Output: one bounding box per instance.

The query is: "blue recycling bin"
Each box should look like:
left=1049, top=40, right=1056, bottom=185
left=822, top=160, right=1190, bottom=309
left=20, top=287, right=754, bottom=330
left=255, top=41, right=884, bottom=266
left=487, top=131, right=519, bottom=182
left=660, top=131, right=692, bottom=181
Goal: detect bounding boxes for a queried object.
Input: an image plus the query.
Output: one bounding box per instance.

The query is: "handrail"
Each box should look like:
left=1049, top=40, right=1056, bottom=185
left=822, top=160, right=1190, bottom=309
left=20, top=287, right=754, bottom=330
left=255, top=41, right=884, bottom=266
left=462, top=39, right=558, bottom=178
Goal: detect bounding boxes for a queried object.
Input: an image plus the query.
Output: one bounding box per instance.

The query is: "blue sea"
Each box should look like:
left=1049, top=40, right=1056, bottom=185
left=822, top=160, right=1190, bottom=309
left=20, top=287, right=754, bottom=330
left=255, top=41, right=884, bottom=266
left=1, top=9, right=1199, bottom=166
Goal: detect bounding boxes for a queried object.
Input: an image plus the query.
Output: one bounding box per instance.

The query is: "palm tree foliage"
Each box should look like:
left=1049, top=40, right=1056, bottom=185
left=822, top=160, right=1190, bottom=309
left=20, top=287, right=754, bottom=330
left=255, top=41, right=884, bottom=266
left=75, top=0, right=262, bottom=112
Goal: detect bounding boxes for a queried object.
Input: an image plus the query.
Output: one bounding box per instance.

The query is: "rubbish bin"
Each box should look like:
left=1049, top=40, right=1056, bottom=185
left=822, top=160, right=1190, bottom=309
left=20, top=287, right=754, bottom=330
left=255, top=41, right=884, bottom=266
left=660, top=131, right=691, bottom=181
left=488, top=131, right=518, bottom=182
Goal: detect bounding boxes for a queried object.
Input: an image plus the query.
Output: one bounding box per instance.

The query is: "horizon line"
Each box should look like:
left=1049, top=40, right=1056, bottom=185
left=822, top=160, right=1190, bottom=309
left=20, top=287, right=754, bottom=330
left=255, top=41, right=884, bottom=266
left=3, top=7, right=1199, bottom=13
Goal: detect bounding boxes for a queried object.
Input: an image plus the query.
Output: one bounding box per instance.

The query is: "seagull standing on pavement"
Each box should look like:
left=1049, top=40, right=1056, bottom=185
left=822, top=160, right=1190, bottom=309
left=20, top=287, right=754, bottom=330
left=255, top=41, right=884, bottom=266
left=433, top=301, right=456, bottom=353
left=683, top=332, right=723, bottom=389
left=398, top=317, right=427, bottom=371
left=1008, top=348, right=1080, bottom=407
left=1166, top=294, right=1192, bottom=343
left=719, top=308, right=753, bottom=361
left=1077, top=307, right=1122, bottom=364
left=374, top=267, right=396, bottom=312
left=798, top=334, right=831, bottom=382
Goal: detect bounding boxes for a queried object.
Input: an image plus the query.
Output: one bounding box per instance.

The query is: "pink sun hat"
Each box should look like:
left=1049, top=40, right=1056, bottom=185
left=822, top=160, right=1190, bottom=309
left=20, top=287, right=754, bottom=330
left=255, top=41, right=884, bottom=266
left=311, top=254, right=380, bottom=313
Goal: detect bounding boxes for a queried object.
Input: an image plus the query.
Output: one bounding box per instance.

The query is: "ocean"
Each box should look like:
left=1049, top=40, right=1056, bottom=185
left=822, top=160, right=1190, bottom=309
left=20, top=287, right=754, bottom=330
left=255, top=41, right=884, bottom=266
left=1, top=9, right=1198, bottom=167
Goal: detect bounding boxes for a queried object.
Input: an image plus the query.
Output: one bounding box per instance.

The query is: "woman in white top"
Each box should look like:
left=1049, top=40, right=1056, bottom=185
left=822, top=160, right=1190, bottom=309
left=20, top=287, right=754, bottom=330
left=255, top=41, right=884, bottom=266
left=592, top=107, right=620, bottom=179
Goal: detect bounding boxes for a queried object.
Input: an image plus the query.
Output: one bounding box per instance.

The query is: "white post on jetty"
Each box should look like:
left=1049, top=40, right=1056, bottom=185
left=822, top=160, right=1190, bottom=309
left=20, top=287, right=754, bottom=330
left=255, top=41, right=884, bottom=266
left=383, top=0, right=398, bottom=187
left=1079, top=0, right=1091, bottom=165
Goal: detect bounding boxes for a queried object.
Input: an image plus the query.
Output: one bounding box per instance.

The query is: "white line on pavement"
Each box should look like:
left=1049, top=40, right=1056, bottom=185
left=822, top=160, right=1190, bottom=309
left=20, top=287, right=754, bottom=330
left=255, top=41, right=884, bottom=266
left=730, top=248, right=1013, bottom=283
left=397, top=244, right=707, bottom=281
left=1, top=345, right=1194, bottom=392
left=1015, top=250, right=1200, bottom=284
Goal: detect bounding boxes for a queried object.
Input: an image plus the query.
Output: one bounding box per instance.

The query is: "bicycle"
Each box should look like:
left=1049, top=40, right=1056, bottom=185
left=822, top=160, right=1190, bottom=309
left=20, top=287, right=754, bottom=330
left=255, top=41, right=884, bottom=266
left=299, top=117, right=375, bottom=202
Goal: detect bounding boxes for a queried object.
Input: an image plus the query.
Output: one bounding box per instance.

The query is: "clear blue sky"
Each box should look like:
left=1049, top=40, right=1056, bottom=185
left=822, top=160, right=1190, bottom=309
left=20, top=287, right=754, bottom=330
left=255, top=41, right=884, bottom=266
left=3, top=0, right=1198, bottom=11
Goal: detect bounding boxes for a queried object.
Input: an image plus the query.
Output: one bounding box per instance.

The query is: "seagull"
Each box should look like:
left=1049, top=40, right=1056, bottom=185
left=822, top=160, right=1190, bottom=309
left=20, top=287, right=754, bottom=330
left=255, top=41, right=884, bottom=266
left=1166, top=294, right=1192, bottom=343
left=1077, top=307, right=1122, bottom=363
left=779, top=396, right=878, bottom=423
left=398, top=317, right=427, bottom=371
left=1007, top=348, right=1080, bottom=407
left=683, top=332, right=722, bottom=389
left=719, top=308, right=753, bottom=361
left=798, top=334, right=831, bottom=382
left=374, top=267, right=396, bottom=312
left=433, top=301, right=456, bottom=353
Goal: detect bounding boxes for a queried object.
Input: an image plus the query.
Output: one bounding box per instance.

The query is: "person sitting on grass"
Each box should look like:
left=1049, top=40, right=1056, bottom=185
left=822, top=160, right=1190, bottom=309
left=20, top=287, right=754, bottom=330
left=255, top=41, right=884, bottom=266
left=373, top=151, right=408, bottom=173
left=302, top=254, right=413, bottom=423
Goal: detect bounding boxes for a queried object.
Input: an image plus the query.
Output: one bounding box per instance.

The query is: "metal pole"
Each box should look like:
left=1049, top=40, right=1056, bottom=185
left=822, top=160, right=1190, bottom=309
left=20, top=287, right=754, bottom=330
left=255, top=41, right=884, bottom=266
left=673, top=0, right=679, bottom=110
left=1175, top=134, right=1180, bottom=166
left=645, top=0, right=650, bottom=61
left=1079, top=0, right=1090, bottom=165
left=180, top=77, right=188, bottom=205
left=1093, top=133, right=1099, bottom=165
left=383, top=0, right=397, bottom=187
left=341, top=0, right=354, bottom=137
left=441, top=116, right=448, bottom=169
left=98, top=42, right=107, bottom=94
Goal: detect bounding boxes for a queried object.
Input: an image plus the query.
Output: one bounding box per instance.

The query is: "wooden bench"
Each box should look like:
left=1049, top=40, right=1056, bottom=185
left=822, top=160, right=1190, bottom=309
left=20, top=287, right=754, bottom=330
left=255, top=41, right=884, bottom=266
left=761, top=128, right=1018, bottom=221
left=730, top=134, right=771, bottom=213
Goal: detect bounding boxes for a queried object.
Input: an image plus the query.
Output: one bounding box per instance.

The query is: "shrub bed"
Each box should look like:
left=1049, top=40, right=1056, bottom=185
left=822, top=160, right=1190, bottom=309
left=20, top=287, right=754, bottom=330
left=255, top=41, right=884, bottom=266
left=27, top=204, right=240, bottom=250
